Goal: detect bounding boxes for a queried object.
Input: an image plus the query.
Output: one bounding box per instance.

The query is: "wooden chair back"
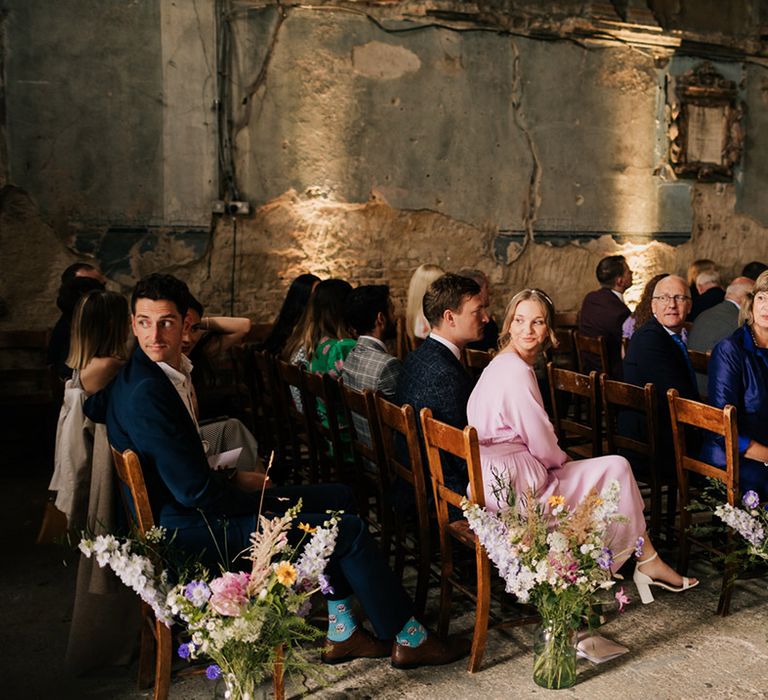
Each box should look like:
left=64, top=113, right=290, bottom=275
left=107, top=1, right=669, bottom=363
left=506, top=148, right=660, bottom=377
left=546, top=363, right=601, bottom=459
left=575, top=332, right=609, bottom=375
left=395, top=315, right=409, bottom=361
left=275, top=360, right=318, bottom=483
left=463, top=348, right=494, bottom=381
left=549, top=327, right=577, bottom=371
left=302, top=369, right=347, bottom=483
left=688, top=348, right=710, bottom=374
left=554, top=310, right=578, bottom=329
left=668, top=388, right=739, bottom=615
left=600, top=376, right=668, bottom=537
left=110, top=447, right=171, bottom=700
left=420, top=408, right=489, bottom=672
left=339, top=384, right=392, bottom=541
left=375, top=395, right=431, bottom=616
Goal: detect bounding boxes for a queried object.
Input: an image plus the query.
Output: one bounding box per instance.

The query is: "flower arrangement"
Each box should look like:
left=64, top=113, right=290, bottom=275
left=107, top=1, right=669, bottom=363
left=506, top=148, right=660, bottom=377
left=462, top=479, right=634, bottom=689
left=714, top=489, right=768, bottom=560
left=80, top=501, right=340, bottom=700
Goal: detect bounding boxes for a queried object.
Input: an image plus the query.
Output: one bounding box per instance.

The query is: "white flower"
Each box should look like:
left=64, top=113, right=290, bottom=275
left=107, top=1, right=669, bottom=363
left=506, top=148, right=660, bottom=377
left=547, top=531, right=568, bottom=552
left=580, top=543, right=595, bottom=554
left=258, top=589, right=268, bottom=601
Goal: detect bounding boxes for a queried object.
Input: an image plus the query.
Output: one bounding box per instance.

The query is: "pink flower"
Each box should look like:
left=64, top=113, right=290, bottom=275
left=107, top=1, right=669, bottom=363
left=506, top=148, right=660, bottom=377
left=209, top=571, right=251, bottom=616
left=615, top=586, right=630, bottom=613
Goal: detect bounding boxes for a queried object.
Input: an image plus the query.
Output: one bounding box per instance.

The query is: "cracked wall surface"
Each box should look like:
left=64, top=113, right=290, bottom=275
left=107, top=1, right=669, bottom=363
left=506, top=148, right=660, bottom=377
left=2, top=2, right=768, bottom=331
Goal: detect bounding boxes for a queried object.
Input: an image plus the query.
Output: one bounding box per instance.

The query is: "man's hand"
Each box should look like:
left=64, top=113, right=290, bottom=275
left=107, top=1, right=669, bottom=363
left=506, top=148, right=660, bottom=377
left=233, top=470, right=272, bottom=492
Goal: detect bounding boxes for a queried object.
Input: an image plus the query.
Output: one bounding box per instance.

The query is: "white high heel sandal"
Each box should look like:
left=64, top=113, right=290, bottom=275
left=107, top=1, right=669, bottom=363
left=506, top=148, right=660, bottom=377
left=632, top=552, right=699, bottom=604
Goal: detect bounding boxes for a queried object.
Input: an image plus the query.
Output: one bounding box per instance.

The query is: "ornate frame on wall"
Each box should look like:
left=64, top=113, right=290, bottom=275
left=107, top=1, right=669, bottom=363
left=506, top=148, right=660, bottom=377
left=668, top=62, right=745, bottom=182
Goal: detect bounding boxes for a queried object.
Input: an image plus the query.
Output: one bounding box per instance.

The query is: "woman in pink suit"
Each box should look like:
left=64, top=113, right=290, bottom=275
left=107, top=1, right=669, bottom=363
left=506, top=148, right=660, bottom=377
left=467, top=289, right=697, bottom=603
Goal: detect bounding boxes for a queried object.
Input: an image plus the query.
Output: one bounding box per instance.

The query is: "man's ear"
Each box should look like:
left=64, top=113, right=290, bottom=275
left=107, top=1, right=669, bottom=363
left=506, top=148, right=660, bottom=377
left=181, top=313, right=192, bottom=334
left=442, top=308, right=455, bottom=327
left=130, top=314, right=138, bottom=337
left=375, top=310, right=386, bottom=329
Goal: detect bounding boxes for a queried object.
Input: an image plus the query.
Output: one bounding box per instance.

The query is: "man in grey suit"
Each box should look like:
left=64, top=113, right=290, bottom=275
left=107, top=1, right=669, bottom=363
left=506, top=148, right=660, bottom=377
left=688, top=276, right=753, bottom=396
left=341, top=285, right=401, bottom=446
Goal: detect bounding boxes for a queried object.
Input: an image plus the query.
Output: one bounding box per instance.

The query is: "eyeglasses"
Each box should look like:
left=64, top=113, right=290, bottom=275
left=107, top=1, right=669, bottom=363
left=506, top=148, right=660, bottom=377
left=652, top=294, right=691, bottom=305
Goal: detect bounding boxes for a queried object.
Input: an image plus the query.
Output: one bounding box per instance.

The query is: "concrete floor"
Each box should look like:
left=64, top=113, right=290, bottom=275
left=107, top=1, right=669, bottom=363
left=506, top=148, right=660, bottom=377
left=6, top=470, right=768, bottom=700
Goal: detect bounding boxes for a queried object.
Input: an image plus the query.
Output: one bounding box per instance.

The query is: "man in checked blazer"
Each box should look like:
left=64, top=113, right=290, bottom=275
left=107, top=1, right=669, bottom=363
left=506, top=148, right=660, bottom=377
left=341, top=285, right=402, bottom=446
left=395, top=274, right=489, bottom=504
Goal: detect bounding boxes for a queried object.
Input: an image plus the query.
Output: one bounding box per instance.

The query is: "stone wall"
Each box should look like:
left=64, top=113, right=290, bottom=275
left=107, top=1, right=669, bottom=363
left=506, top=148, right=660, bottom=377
left=2, top=1, right=768, bottom=331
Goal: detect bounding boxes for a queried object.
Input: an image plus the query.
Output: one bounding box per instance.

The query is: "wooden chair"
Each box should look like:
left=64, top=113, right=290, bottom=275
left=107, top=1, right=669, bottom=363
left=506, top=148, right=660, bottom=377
left=687, top=349, right=710, bottom=374
left=668, top=388, right=739, bottom=615
left=600, top=376, right=673, bottom=539
left=110, top=447, right=172, bottom=700
left=546, top=364, right=601, bottom=459
left=338, top=384, right=392, bottom=549
left=549, top=327, right=577, bottom=371
left=375, top=395, right=432, bottom=617
left=574, top=332, right=609, bottom=375
left=395, top=316, right=409, bottom=361
left=274, top=360, right=318, bottom=483
left=302, top=369, right=348, bottom=483
left=420, top=408, right=490, bottom=672
left=462, top=348, right=494, bottom=381
left=554, top=310, right=578, bottom=329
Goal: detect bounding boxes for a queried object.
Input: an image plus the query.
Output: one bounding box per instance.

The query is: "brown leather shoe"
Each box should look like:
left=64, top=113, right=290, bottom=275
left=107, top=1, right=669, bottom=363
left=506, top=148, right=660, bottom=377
left=321, top=627, right=391, bottom=665
left=391, top=633, right=472, bottom=670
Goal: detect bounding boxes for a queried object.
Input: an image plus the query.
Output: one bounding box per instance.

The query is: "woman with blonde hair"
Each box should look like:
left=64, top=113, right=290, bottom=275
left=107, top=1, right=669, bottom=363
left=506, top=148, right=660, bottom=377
left=703, top=270, right=768, bottom=496
left=405, top=263, right=445, bottom=346
left=66, top=289, right=131, bottom=394
left=52, top=289, right=131, bottom=529
left=467, top=288, right=697, bottom=603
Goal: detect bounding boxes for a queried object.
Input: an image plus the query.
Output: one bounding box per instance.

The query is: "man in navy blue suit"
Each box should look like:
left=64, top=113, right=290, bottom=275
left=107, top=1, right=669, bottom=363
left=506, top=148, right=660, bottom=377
left=395, top=273, right=489, bottom=502
left=623, top=274, right=700, bottom=477
left=85, top=274, right=469, bottom=670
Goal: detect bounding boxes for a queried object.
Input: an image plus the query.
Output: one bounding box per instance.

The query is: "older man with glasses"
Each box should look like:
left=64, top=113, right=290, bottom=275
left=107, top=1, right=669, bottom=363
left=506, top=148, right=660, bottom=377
left=621, top=274, right=701, bottom=480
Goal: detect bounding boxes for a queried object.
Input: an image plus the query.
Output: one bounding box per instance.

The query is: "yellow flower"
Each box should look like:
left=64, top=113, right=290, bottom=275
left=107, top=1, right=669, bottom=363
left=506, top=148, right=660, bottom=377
left=594, top=498, right=604, bottom=506
left=298, top=522, right=317, bottom=534
left=547, top=495, right=566, bottom=508
left=274, top=561, right=297, bottom=587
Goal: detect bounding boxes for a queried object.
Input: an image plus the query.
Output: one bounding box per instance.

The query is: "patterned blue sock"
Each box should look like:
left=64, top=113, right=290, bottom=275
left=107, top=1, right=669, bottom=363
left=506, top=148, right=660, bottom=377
left=327, top=597, right=357, bottom=642
left=395, top=616, right=427, bottom=648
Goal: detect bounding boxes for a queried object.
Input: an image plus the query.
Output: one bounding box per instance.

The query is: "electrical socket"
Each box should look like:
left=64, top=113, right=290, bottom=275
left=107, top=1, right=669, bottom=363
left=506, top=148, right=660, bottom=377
left=212, top=200, right=250, bottom=216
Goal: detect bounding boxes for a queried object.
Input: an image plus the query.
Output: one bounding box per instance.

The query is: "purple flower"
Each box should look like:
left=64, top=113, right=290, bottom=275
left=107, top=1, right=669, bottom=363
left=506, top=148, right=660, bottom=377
left=634, top=536, right=644, bottom=558
left=206, top=664, right=222, bottom=680
left=318, top=574, right=335, bottom=596
left=597, top=547, right=613, bottom=570
left=177, top=642, right=192, bottom=659
left=184, top=580, right=211, bottom=607
left=743, top=490, right=760, bottom=509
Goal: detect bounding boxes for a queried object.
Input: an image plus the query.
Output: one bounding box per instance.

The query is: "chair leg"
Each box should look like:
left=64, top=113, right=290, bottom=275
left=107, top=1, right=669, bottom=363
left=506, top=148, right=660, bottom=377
left=438, top=545, right=454, bottom=639
left=467, top=547, right=490, bottom=673
left=716, top=563, right=735, bottom=617
left=137, top=604, right=156, bottom=689
left=153, top=620, right=172, bottom=700
left=414, top=534, right=430, bottom=619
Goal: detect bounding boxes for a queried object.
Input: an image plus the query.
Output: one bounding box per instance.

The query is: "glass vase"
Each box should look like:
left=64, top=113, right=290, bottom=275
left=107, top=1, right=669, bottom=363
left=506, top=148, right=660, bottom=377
left=532, top=622, right=578, bottom=689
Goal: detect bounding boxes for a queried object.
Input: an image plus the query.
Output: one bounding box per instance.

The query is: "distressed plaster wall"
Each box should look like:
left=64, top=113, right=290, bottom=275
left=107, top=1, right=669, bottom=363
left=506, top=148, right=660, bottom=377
left=2, top=2, right=768, bottom=331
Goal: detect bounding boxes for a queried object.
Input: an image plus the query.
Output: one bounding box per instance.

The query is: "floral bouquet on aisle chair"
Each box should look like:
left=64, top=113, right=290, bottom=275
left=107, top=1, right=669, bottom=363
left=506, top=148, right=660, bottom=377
left=714, top=488, right=768, bottom=561
left=462, top=479, right=634, bottom=690
left=80, top=501, right=340, bottom=700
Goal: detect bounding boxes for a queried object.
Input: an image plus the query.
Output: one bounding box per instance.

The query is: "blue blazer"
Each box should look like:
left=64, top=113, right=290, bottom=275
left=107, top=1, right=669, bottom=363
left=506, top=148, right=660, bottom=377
left=84, top=347, right=259, bottom=561
left=395, top=337, right=473, bottom=498
left=702, top=325, right=768, bottom=495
